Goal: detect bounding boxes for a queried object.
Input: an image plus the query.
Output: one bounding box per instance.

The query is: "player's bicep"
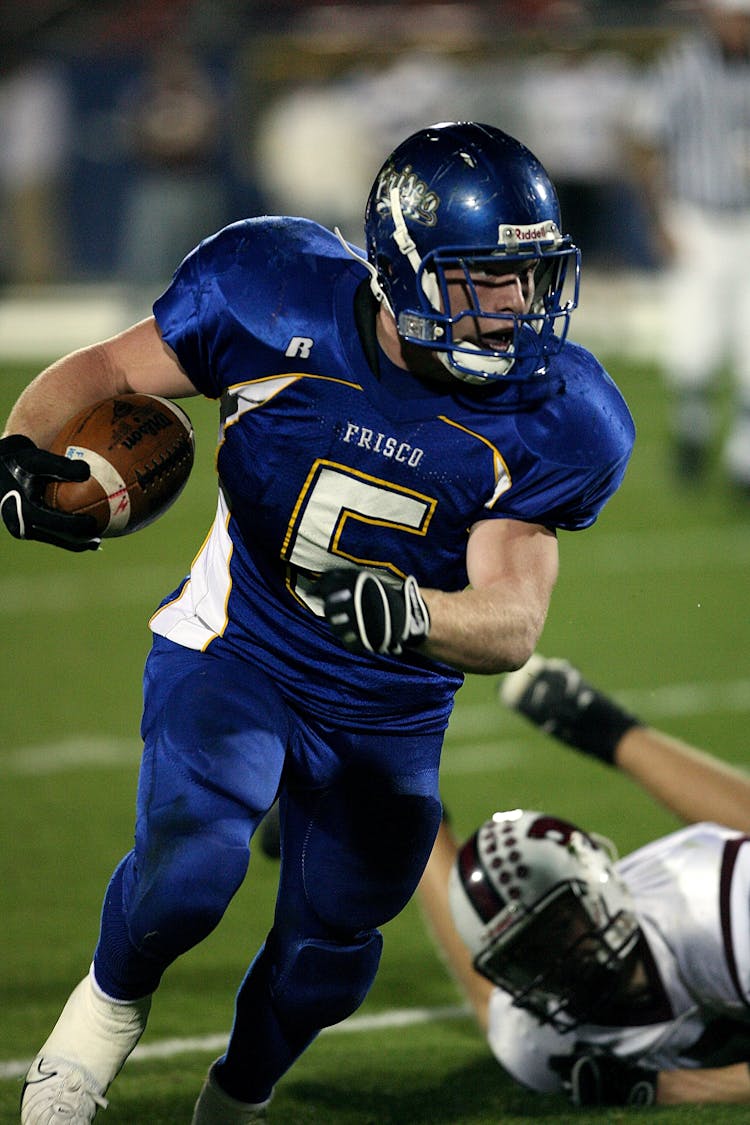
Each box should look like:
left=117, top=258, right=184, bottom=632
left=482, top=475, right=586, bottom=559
left=466, top=517, right=558, bottom=601
left=105, top=317, right=198, bottom=399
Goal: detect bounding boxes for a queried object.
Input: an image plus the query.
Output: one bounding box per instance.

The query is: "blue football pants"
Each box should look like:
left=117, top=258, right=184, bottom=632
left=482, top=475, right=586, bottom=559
left=93, top=636, right=444, bottom=1101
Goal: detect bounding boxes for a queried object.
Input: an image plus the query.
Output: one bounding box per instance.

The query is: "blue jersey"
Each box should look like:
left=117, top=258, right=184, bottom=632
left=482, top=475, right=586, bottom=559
left=150, top=217, right=634, bottom=733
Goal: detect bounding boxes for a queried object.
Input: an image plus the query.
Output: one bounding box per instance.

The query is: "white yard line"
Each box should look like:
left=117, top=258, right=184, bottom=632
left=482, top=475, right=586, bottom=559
left=4, top=678, right=750, bottom=777
left=0, top=1004, right=470, bottom=1081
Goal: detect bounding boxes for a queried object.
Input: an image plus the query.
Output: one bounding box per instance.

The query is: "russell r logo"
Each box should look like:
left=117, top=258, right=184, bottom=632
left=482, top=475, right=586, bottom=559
left=285, top=336, right=314, bottom=359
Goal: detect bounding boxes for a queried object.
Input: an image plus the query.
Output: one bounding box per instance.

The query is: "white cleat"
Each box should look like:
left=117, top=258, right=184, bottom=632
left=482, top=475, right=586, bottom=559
left=191, top=1060, right=271, bottom=1124
left=20, top=966, right=151, bottom=1124
left=20, top=1057, right=108, bottom=1124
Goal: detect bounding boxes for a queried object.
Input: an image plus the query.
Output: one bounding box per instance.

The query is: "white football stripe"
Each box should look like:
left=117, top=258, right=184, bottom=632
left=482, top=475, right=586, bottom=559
left=63, top=445, right=130, bottom=532
left=148, top=394, right=195, bottom=439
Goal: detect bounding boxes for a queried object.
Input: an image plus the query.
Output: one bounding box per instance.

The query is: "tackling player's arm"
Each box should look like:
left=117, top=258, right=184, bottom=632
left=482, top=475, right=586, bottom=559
left=555, top=1053, right=750, bottom=1107
left=614, top=726, right=750, bottom=835
left=416, top=818, right=493, bottom=1031
left=656, top=1064, right=750, bottom=1104
left=503, top=657, right=750, bottom=834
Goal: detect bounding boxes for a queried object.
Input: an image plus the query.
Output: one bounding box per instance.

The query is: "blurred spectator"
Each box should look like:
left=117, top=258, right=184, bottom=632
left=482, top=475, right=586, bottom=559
left=513, top=4, right=654, bottom=271
left=0, top=54, right=72, bottom=285
left=254, top=50, right=476, bottom=242
left=629, top=0, right=750, bottom=490
left=116, top=42, right=230, bottom=311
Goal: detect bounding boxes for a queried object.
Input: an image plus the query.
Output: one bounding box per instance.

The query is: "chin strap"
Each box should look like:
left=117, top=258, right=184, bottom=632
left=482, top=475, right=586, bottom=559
left=333, top=226, right=394, bottom=313
left=436, top=340, right=515, bottom=383
left=388, top=187, right=442, bottom=310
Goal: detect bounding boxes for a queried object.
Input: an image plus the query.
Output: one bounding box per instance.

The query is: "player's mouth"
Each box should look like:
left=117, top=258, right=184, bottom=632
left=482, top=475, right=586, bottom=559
left=478, top=328, right=514, bottom=353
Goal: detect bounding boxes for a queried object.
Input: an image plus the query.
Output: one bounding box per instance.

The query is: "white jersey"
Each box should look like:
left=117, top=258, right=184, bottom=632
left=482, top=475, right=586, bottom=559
left=487, top=823, right=750, bottom=1093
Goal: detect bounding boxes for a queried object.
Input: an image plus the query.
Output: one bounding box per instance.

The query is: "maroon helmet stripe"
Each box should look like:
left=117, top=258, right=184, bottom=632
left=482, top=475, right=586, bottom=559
left=719, top=837, right=750, bottom=1009
left=459, top=833, right=506, bottom=923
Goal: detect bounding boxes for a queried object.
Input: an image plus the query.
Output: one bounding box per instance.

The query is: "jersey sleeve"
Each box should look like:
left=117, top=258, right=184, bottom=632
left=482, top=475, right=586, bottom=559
left=153, top=224, right=244, bottom=399
left=536, top=451, right=632, bottom=531
left=153, top=217, right=362, bottom=401
left=493, top=345, right=636, bottom=531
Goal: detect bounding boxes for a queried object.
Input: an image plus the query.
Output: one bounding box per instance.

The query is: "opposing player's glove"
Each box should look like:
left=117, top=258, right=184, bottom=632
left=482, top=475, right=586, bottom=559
left=0, top=434, right=100, bottom=551
left=314, top=567, right=430, bottom=656
left=501, top=654, right=642, bottom=765
left=552, top=1052, right=658, bottom=1107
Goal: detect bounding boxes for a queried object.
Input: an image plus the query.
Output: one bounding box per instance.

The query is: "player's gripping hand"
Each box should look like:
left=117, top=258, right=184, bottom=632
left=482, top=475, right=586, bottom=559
left=314, top=567, right=430, bottom=656
left=0, top=434, right=100, bottom=551
left=552, top=1052, right=657, bottom=1107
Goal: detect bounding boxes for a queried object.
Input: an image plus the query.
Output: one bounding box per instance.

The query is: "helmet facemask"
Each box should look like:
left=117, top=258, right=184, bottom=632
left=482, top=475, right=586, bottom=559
left=448, top=809, right=641, bottom=1032
left=401, top=236, right=580, bottom=385
left=474, top=878, right=640, bottom=1030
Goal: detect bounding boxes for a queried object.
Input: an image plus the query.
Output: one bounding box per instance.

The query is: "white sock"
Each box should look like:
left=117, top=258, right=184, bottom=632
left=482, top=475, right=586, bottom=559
left=35, top=964, right=152, bottom=1090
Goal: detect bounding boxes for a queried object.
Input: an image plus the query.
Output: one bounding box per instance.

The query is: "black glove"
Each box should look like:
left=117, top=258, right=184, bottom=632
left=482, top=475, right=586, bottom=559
left=0, top=434, right=100, bottom=551
left=553, top=1052, right=658, bottom=1107
left=314, top=567, right=430, bottom=656
left=501, top=655, right=641, bottom=766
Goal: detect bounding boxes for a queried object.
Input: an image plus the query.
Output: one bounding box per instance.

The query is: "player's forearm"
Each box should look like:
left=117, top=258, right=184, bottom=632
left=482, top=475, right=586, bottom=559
left=657, top=1063, right=750, bottom=1104
left=3, top=345, right=123, bottom=445
left=416, top=821, right=493, bottom=1031
left=419, top=517, right=557, bottom=673
left=615, top=726, right=750, bottom=833
left=3, top=320, right=193, bottom=448
left=421, top=586, right=544, bottom=673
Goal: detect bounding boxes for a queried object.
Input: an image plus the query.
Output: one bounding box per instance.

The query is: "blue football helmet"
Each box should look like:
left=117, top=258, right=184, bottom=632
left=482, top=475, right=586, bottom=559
left=363, top=122, right=580, bottom=385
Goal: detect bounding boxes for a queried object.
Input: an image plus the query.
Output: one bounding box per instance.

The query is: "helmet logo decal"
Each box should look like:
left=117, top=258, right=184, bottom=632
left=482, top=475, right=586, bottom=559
left=498, top=221, right=562, bottom=249
left=527, top=815, right=578, bottom=847
left=374, top=161, right=439, bottom=227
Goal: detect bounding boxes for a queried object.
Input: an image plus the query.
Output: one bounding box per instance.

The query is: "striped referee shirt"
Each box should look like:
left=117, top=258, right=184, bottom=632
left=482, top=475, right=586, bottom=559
left=632, top=30, right=750, bottom=210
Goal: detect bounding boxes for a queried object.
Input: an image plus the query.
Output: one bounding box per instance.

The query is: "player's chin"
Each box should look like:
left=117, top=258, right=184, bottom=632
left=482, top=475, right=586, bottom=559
left=401, top=341, right=454, bottom=384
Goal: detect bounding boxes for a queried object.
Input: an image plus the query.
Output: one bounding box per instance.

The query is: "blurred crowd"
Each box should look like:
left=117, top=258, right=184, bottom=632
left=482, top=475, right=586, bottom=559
left=0, top=0, right=693, bottom=290
left=3, top=0, right=750, bottom=488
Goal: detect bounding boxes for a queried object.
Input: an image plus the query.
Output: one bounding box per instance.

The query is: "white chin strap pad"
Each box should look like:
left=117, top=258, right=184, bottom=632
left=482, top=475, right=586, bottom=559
left=389, top=187, right=442, bottom=310
left=437, top=341, right=514, bottom=384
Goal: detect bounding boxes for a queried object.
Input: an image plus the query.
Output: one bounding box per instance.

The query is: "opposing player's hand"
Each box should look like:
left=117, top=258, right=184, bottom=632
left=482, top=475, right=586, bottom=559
left=552, top=1052, right=657, bottom=1107
left=314, top=567, right=430, bottom=656
left=0, top=434, right=100, bottom=551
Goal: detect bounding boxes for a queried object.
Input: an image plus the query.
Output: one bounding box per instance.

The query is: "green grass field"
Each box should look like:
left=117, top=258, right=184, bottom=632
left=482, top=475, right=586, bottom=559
left=2, top=352, right=750, bottom=1124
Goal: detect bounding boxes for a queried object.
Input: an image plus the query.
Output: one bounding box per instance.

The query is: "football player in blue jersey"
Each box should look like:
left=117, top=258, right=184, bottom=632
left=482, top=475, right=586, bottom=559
left=0, top=122, right=635, bottom=1123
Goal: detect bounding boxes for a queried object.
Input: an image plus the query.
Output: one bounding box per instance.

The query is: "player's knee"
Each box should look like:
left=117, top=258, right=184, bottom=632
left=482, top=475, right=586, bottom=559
left=271, top=930, right=383, bottom=1030
left=302, top=787, right=442, bottom=931
left=130, top=833, right=250, bottom=958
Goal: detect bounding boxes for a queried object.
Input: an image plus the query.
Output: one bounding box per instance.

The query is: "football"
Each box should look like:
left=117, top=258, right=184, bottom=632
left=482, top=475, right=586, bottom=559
left=44, top=393, right=195, bottom=537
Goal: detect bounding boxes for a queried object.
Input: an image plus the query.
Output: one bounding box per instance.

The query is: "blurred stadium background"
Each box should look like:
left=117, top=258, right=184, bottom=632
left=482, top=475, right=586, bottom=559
left=2, top=2, right=750, bottom=1122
